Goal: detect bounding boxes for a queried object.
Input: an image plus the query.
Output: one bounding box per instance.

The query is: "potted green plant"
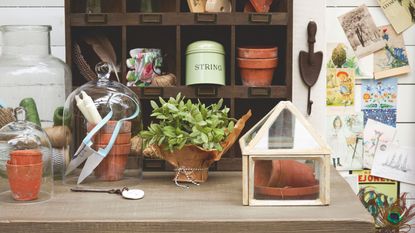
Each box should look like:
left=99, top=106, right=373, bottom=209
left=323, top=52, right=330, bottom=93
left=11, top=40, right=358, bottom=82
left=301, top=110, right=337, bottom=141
left=141, top=93, right=251, bottom=184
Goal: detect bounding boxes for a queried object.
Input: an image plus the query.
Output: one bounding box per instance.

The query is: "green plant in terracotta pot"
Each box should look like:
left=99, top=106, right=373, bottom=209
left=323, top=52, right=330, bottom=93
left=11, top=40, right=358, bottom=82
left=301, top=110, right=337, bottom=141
left=141, top=93, right=251, bottom=185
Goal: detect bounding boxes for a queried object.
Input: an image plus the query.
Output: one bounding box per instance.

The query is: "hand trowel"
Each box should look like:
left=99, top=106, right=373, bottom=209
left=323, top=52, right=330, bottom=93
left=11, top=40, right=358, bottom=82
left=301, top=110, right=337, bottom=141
left=299, top=21, right=323, bottom=115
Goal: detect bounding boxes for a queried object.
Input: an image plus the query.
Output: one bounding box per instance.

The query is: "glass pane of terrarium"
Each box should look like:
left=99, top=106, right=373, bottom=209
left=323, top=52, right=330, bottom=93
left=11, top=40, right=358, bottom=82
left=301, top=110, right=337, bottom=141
left=253, top=158, right=321, bottom=201
left=243, top=108, right=274, bottom=146
left=254, top=109, right=320, bottom=150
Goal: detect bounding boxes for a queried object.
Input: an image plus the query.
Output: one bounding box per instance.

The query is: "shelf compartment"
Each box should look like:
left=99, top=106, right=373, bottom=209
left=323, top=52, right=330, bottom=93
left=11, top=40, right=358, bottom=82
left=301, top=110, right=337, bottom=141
left=70, top=0, right=122, bottom=13
left=180, top=26, right=232, bottom=86
left=126, top=0, right=177, bottom=12
left=126, top=26, right=178, bottom=84
left=235, top=0, right=288, bottom=13
left=70, top=26, right=122, bottom=86
left=233, top=12, right=288, bottom=25
left=235, top=25, right=287, bottom=86
left=70, top=13, right=126, bottom=26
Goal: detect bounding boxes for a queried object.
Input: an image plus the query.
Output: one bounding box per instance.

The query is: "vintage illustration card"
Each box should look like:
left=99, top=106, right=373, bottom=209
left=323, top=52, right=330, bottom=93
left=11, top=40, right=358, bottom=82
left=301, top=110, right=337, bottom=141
left=326, top=113, right=364, bottom=170
left=374, top=25, right=410, bottom=79
left=363, top=119, right=397, bottom=168
left=338, top=5, right=386, bottom=58
left=326, top=68, right=355, bottom=107
left=327, top=43, right=373, bottom=79
left=377, top=0, right=415, bottom=34
left=372, top=144, right=415, bottom=185
left=361, top=78, right=398, bottom=109
left=363, top=109, right=397, bottom=127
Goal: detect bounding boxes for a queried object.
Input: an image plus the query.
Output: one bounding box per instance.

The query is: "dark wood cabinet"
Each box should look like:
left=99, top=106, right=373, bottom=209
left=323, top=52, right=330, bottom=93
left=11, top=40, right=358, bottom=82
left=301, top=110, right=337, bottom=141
left=65, top=0, right=293, bottom=171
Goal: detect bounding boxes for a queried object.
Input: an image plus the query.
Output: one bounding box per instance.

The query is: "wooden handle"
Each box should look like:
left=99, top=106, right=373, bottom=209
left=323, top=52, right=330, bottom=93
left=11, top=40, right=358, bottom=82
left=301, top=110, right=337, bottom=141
left=307, top=21, right=317, bottom=64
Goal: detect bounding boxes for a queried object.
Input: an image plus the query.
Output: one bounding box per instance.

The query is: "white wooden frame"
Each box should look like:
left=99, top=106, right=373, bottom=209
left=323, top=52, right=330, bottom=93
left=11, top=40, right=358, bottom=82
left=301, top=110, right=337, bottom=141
left=239, top=101, right=332, bottom=206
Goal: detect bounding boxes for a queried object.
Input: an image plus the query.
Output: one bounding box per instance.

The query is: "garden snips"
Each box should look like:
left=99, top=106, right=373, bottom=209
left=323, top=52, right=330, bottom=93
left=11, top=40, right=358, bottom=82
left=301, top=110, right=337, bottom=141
left=65, top=94, right=139, bottom=184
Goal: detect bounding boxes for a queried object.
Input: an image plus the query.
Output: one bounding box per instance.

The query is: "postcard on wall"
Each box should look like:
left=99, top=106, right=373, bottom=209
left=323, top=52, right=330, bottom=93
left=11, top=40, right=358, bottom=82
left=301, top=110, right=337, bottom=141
left=327, top=43, right=373, bottom=79
left=363, top=109, right=397, bottom=127
left=326, top=113, right=364, bottom=171
left=374, top=25, right=410, bottom=79
left=327, top=68, right=355, bottom=107
left=377, top=0, right=415, bottom=34
left=363, top=119, right=397, bottom=168
left=361, top=78, right=398, bottom=110
left=338, top=5, right=386, bottom=58
left=372, top=144, right=415, bottom=185
left=351, top=169, right=399, bottom=204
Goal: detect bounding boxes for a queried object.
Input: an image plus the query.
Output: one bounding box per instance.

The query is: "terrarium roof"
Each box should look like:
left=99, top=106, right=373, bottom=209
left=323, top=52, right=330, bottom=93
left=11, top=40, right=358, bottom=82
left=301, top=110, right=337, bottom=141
left=239, top=101, right=331, bottom=155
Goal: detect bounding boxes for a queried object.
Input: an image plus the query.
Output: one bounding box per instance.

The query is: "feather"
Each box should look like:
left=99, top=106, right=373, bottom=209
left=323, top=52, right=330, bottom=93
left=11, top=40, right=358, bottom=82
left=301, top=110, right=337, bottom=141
left=83, top=35, right=118, bottom=72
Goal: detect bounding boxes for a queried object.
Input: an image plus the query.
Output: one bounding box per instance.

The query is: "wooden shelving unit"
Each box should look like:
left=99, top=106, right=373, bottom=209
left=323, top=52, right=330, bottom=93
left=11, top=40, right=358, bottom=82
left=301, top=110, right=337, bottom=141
left=65, top=0, right=293, bottom=171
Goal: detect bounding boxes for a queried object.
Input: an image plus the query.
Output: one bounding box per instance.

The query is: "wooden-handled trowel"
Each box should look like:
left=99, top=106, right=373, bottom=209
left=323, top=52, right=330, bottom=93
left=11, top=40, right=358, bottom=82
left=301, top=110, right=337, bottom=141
left=299, top=21, right=323, bottom=115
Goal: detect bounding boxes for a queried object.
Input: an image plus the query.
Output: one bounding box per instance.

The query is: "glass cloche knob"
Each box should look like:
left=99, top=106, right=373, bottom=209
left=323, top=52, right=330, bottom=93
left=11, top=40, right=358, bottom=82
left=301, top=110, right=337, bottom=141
left=95, top=62, right=111, bottom=80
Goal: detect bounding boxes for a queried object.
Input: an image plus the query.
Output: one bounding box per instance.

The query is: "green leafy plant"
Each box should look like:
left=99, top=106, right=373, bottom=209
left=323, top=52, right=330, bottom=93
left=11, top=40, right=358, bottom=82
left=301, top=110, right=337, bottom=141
left=140, top=93, right=235, bottom=152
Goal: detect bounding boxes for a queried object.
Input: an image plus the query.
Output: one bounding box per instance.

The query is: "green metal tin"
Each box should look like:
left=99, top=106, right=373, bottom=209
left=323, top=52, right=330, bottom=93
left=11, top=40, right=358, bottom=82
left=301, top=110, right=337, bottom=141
left=186, top=40, right=225, bottom=86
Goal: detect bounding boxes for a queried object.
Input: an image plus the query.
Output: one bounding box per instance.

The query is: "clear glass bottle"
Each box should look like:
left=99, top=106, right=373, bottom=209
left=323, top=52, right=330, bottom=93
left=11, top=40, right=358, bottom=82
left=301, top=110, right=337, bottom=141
left=0, top=25, right=72, bottom=128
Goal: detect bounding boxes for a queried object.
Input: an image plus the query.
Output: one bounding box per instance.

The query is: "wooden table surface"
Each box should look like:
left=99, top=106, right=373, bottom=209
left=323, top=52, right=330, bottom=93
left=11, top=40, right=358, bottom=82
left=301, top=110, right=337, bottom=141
left=0, top=169, right=374, bottom=233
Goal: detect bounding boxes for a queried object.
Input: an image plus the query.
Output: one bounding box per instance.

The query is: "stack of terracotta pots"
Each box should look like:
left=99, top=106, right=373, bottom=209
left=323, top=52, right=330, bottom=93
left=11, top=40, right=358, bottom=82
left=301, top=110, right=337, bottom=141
left=7, top=149, right=43, bottom=201
left=88, top=121, right=132, bottom=181
left=237, top=46, right=278, bottom=87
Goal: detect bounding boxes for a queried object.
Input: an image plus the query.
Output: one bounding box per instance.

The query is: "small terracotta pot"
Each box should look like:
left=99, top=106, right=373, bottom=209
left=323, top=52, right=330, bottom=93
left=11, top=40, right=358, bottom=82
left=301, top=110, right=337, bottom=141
left=6, top=161, right=42, bottom=201
left=93, top=143, right=131, bottom=181
left=9, top=150, right=42, bottom=165
left=92, top=132, right=132, bottom=145
left=237, top=46, right=278, bottom=59
left=238, top=58, right=278, bottom=86
left=254, top=160, right=319, bottom=199
left=87, top=120, right=132, bottom=134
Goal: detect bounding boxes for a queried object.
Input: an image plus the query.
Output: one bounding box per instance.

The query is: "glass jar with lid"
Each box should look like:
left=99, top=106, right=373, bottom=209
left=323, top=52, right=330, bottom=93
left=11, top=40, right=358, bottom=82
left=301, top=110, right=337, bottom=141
left=63, top=62, right=143, bottom=186
left=0, top=108, right=54, bottom=204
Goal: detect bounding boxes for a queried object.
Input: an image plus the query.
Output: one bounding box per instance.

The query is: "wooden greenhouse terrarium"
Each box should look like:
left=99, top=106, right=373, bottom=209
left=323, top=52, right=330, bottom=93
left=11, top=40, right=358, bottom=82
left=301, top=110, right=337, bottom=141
left=239, top=101, right=331, bottom=206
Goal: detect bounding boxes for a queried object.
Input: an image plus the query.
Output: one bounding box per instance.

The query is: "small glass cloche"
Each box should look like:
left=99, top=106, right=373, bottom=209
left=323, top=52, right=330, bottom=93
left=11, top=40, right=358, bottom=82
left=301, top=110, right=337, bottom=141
left=0, top=108, right=53, bottom=204
left=63, top=62, right=143, bottom=186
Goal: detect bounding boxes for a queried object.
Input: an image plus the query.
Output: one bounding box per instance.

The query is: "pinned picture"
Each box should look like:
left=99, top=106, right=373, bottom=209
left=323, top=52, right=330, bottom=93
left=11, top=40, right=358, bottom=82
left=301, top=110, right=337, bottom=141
left=326, top=68, right=355, bottom=107
left=363, top=119, right=396, bottom=168
left=338, top=5, right=386, bottom=58
left=363, top=109, right=397, bottom=127
left=361, top=78, right=398, bottom=110
left=377, top=0, right=415, bottom=34
left=374, top=25, right=410, bottom=79
left=327, top=43, right=373, bottom=79
left=372, top=144, right=415, bottom=185
left=327, top=113, right=364, bottom=170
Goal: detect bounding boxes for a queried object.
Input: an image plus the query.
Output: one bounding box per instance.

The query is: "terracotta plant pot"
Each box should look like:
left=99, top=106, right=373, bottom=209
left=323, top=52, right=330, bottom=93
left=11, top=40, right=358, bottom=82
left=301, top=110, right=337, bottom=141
left=237, top=46, right=278, bottom=59
left=254, top=160, right=319, bottom=199
left=6, top=161, right=42, bottom=201
left=238, top=58, right=278, bottom=87
left=9, top=150, right=42, bottom=165
left=93, top=143, right=131, bottom=181
left=92, top=132, right=132, bottom=145
left=87, top=120, right=132, bottom=134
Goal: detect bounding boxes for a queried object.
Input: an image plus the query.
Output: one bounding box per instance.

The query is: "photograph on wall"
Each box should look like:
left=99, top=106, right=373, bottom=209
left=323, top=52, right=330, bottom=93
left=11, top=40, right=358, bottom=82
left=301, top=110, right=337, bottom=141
left=377, top=0, right=415, bottom=34
left=363, top=109, right=397, bottom=127
left=351, top=169, right=399, bottom=203
left=374, top=25, right=410, bottom=79
left=327, top=68, right=355, bottom=107
left=363, top=119, right=397, bottom=168
left=327, top=113, right=364, bottom=170
left=327, top=43, right=373, bottom=79
left=361, top=78, right=398, bottom=110
left=372, top=144, right=415, bottom=185
left=338, top=5, right=386, bottom=58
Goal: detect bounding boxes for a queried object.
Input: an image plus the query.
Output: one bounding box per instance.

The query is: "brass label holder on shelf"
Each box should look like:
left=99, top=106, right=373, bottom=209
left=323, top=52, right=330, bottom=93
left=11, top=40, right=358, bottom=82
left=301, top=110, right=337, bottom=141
left=85, top=14, right=107, bottom=24
left=195, top=13, right=217, bottom=24
left=142, top=87, right=163, bottom=97
left=249, top=14, right=271, bottom=24
left=195, top=86, right=218, bottom=97
left=248, top=87, right=271, bottom=97
left=140, top=14, right=163, bottom=24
